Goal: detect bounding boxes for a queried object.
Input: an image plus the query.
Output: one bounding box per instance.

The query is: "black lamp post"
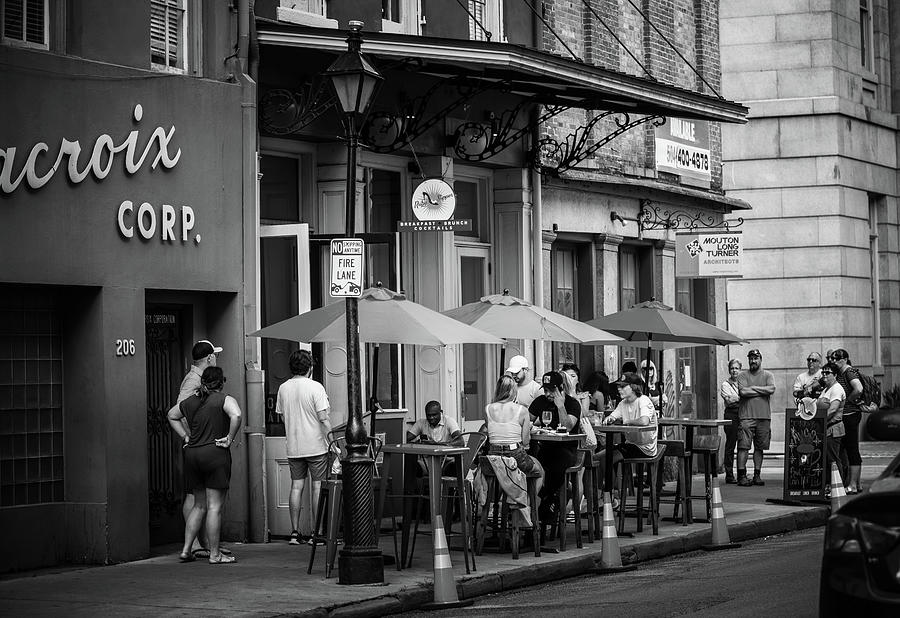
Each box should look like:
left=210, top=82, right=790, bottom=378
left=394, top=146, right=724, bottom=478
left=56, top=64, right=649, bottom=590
left=324, top=20, right=385, bottom=585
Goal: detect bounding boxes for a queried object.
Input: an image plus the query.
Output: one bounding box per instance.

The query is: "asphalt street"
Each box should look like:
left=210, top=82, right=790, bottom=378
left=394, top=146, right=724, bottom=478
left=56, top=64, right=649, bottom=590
left=396, top=527, right=825, bottom=618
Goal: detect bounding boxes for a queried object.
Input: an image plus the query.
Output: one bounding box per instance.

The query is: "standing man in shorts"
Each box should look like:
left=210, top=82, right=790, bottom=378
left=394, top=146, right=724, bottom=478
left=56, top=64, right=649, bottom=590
left=736, top=349, right=776, bottom=487
left=276, top=350, right=333, bottom=546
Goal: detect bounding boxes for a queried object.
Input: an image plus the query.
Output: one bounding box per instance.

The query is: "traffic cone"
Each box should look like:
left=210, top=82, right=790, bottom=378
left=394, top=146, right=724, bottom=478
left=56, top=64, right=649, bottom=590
left=702, top=476, right=740, bottom=551
left=829, top=463, right=849, bottom=512
left=593, top=491, right=635, bottom=574
left=421, top=515, right=473, bottom=610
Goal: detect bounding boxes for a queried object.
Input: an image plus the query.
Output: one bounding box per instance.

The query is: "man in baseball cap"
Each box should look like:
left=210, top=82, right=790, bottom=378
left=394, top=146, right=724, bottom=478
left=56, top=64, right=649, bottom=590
left=505, top=354, right=542, bottom=407
left=736, top=348, right=775, bottom=487
left=192, top=339, right=223, bottom=360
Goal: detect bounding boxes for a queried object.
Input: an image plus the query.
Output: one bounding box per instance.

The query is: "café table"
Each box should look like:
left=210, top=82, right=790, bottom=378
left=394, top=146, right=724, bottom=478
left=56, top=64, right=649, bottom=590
left=657, top=418, right=732, bottom=524
left=378, top=443, right=472, bottom=573
left=529, top=429, right=585, bottom=552
left=592, top=423, right=659, bottom=536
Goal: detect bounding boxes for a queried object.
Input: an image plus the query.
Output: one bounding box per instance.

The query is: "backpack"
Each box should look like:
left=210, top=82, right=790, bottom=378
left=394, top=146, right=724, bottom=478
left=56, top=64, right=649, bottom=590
left=859, top=372, right=882, bottom=408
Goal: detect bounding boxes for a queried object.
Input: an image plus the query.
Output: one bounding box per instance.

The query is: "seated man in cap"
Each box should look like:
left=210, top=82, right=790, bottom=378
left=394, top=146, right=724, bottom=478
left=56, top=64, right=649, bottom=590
left=528, top=371, right=582, bottom=521
left=174, top=339, right=227, bottom=557
left=595, top=373, right=659, bottom=504
left=506, top=355, right=542, bottom=408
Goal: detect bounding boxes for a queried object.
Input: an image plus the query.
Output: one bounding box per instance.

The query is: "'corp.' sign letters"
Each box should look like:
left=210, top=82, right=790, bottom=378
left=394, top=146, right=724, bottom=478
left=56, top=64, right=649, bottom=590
left=0, top=104, right=200, bottom=245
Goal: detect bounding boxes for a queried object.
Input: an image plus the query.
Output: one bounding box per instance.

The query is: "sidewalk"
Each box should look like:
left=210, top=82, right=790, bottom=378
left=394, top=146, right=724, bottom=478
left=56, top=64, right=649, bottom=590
left=1, top=443, right=895, bottom=618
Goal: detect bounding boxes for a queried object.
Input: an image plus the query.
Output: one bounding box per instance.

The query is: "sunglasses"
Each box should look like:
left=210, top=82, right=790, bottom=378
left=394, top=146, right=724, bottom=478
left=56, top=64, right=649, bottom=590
left=822, top=370, right=833, bottom=375
left=807, top=357, right=819, bottom=362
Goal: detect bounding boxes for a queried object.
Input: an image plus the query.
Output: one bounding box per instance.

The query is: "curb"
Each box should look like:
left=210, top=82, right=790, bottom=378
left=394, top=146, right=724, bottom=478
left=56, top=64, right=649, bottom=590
left=295, top=506, right=830, bottom=617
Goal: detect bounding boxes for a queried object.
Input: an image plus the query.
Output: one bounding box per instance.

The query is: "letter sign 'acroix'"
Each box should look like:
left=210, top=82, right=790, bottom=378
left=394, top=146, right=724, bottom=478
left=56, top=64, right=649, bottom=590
left=0, top=104, right=181, bottom=195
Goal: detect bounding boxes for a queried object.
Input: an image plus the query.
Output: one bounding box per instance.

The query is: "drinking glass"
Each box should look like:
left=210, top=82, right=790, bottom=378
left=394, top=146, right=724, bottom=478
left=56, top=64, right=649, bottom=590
left=542, top=410, right=552, bottom=429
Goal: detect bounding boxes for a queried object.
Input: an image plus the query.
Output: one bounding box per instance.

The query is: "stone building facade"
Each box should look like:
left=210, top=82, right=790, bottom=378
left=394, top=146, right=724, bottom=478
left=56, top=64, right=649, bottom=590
left=721, top=0, right=900, bottom=437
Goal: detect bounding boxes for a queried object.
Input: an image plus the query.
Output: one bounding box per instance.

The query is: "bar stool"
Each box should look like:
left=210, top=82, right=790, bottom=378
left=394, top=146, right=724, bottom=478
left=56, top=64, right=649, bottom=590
left=690, top=433, right=720, bottom=522
left=475, top=459, right=541, bottom=559
left=546, top=450, right=585, bottom=551
left=618, top=444, right=667, bottom=535
left=579, top=447, right=599, bottom=543
left=656, top=439, right=692, bottom=525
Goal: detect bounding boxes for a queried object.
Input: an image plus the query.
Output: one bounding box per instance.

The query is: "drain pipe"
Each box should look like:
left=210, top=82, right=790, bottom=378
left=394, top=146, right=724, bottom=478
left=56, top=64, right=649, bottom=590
left=237, top=0, right=266, bottom=544
left=531, top=132, right=545, bottom=374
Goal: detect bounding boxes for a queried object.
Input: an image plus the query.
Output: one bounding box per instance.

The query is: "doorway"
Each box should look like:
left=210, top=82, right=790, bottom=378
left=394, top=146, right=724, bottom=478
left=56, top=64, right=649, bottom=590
left=457, top=245, right=493, bottom=431
left=145, top=305, right=188, bottom=546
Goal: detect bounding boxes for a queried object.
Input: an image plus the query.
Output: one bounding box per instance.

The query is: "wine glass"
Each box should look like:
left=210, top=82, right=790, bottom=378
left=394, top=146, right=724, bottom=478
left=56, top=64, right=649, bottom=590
left=542, top=410, right=552, bottom=429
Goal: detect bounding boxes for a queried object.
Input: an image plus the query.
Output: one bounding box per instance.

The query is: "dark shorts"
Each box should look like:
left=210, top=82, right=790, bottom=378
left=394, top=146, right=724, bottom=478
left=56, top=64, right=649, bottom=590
left=184, top=444, right=232, bottom=491
left=738, top=418, right=771, bottom=451
left=288, top=454, right=329, bottom=482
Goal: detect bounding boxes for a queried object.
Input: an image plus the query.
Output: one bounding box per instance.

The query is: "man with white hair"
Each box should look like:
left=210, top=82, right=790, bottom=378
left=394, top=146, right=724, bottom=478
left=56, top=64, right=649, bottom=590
left=505, top=355, right=542, bottom=407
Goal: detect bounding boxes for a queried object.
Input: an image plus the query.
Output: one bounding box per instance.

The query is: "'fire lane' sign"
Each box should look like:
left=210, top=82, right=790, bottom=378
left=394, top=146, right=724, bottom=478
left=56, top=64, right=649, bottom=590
left=330, top=238, right=364, bottom=297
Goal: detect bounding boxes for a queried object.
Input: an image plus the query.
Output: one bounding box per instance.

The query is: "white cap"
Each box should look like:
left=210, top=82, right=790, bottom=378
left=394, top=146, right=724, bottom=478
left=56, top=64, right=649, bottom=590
left=505, top=355, right=529, bottom=374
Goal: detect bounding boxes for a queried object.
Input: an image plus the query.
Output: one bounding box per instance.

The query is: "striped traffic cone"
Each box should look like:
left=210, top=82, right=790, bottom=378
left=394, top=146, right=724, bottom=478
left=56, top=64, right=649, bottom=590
left=421, top=515, right=473, bottom=610
left=702, top=476, right=741, bottom=551
left=829, top=463, right=849, bottom=512
left=594, top=491, right=635, bottom=574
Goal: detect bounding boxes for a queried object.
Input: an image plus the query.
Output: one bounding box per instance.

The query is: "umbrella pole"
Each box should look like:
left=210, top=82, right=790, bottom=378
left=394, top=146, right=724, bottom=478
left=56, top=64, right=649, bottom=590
left=368, top=343, right=380, bottom=438
left=499, top=346, right=506, bottom=376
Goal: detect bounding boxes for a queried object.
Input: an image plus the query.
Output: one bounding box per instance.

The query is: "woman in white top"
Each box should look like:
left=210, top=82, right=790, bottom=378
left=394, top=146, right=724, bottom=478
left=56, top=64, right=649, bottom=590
left=818, top=362, right=847, bottom=489
left=483, top=375, right=544, bottom=493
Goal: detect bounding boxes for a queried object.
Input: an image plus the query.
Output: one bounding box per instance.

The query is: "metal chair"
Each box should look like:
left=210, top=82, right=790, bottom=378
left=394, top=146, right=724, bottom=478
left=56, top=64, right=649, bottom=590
left=308, top=433, right=396, bottom=576
left=657, top=438, right=692, bottom=525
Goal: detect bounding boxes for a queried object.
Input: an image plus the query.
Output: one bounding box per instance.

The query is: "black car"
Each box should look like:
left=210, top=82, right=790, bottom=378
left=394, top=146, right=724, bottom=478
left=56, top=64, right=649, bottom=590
left=820, top=451, right=900, bottom=616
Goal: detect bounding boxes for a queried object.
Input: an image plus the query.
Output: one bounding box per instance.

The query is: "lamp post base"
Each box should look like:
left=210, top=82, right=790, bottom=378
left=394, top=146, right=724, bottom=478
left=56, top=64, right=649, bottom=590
left=338, top=550, right=385, bottom=585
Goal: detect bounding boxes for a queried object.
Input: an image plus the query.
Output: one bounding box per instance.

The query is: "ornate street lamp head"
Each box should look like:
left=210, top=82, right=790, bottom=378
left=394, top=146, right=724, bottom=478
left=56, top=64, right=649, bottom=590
left=324, top=21, right=383, bottom=120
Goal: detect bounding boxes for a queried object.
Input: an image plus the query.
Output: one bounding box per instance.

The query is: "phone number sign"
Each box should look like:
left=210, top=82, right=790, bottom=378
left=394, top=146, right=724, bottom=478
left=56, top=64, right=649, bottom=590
left=655, top=117, right=711, bottom=187
left=330, top=238, right=364, bottom=298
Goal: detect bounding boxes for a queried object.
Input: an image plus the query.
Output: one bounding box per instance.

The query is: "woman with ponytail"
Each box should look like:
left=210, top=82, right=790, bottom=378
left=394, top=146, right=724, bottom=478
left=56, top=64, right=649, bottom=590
left=168, top=366, right=242, bottom=564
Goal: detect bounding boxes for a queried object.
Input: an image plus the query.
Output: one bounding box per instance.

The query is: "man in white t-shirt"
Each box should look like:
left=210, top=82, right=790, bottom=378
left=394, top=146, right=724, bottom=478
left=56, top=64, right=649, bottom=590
left=817, top=362, right=847, bottom=486
left=595, top=373, right=658, bottom=490
left=505, top=355, right=542, bottom=407
left=276, top=350, right=333, bottom=546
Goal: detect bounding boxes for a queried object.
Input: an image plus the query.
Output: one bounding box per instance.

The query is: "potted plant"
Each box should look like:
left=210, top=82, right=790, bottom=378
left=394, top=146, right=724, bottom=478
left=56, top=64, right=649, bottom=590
left=867, top=385, right=900, bottom=441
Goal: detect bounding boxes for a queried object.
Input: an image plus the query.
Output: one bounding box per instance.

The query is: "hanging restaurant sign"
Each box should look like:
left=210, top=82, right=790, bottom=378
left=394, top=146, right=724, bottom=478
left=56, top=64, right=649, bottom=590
left=397, top=178, right=471, bottom=233
left=655, top=117, right=710, bottom=187
left=675, top=230, right=743, bottom=279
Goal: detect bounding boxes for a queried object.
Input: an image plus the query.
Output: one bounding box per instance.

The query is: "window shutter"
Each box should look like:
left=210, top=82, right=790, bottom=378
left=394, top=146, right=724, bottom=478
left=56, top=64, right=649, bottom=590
left=2, top=0, right=46, bottom=46
left=150, top=0, right=184, bottom=69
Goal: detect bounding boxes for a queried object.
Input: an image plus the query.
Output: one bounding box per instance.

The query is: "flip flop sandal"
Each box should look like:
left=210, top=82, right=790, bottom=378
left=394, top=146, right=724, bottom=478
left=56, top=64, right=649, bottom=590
left=178, top=553, right=196, bottom=563
left=208, top=554, right=236, bottom=564
left=191, top=548, right=210, bottom=559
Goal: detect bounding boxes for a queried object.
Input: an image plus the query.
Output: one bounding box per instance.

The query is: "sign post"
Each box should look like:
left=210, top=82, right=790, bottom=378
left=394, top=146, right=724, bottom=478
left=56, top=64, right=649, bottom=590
left=330, top=238, right=364, bottom=298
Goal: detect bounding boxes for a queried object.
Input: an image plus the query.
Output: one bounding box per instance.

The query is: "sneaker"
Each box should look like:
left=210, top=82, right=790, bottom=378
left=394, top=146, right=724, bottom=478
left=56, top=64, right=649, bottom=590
left=737, top=477, right=752, bottom=487
left=288, top=530, right=301, bottom=545
left=751, top=477, right=765, bottom=486
left=307, top=536, right=326, bottom=547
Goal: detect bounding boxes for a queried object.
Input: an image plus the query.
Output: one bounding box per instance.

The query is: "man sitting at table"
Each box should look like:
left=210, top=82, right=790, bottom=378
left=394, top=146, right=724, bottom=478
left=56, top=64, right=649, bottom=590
left=595, top=373, right=659, bottom=506
left=528, top=371, right=582, bottom=522
left=407, top=400, right=464, bottom=446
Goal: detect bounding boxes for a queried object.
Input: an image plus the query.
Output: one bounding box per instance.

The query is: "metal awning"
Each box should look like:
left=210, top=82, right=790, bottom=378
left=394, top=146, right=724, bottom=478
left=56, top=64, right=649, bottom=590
left=256, top=21, right=748, bottom=125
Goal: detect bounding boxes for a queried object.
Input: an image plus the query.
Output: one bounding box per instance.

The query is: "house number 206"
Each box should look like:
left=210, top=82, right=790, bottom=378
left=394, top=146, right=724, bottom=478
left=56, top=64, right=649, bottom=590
left=116, top=339, right=136, bottom=356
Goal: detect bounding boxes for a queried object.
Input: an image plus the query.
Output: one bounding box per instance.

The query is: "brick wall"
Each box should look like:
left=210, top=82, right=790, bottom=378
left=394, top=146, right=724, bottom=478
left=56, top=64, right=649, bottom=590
left=538, top=0, right=723, bottom=190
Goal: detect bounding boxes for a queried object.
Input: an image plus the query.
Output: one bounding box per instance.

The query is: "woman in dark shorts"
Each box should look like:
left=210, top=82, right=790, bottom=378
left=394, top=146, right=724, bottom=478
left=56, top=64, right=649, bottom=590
left=168, top=366, right=242, bottom=564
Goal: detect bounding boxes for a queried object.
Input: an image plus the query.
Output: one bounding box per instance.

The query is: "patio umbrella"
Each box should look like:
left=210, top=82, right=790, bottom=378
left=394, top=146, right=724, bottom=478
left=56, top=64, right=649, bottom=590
left=249, top=285, right=504, bottom=434
left=585, top=299, right=747, bottom=412
left=442, top=289, right=624, bottom=370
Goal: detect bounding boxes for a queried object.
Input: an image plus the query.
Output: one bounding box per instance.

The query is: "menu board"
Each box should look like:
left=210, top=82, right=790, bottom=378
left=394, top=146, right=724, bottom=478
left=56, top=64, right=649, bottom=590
left=782, top=407, right=827, bottom=502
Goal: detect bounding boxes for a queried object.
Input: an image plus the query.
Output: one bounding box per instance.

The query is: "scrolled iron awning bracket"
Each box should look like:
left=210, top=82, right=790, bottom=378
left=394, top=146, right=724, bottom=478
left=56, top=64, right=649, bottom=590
left=639, top=199, right=745, bottom=232
left=452, top=102, right=569, bottom=162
